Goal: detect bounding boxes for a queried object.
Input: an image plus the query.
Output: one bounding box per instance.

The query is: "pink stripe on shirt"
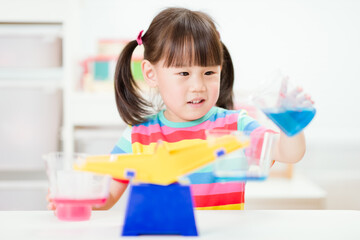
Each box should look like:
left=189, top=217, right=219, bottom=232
left=190, top=182, right=245, bottom=196
left=132, top=114, right=239, bottom=135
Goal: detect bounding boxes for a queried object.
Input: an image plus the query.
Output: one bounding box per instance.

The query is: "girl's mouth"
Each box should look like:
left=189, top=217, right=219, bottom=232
left=187, top=99, right=205, bottom=105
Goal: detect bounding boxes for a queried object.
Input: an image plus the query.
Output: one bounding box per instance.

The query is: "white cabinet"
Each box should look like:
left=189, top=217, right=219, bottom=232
left=0, top=1, right=125, bottom=210
left=0, top=1, right=67, bottom=171
left=1, top=0, right=125, bottom=164
left=0, top=0, right=77, bottom=210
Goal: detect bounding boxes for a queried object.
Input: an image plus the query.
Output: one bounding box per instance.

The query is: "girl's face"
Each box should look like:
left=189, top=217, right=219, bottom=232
left=145, top=59, right=221, bottom=122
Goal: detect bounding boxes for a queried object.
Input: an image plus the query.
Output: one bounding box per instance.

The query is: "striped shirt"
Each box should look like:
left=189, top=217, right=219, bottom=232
left=111, top=107, right=261, bottom=210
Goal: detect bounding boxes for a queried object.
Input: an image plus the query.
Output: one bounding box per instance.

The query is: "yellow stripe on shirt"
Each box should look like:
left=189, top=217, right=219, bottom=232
left=195, top=203, right=244, bottom=210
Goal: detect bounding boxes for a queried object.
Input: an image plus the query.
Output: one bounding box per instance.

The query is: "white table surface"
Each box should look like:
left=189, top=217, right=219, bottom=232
left=0, top=210, right=359, bottom=239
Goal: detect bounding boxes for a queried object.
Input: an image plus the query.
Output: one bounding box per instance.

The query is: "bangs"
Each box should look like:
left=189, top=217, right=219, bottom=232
left=160, top=18, right=223, bottom=68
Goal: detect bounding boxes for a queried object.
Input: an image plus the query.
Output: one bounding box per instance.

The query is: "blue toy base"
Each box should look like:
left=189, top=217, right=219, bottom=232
left=122, top=183, right=198, bottom=236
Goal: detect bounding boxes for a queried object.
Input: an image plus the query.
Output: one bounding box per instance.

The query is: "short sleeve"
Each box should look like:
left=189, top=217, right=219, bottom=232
left=110, top=125, right=133, bottom=154
left=111, top=126, right=132, bottom=184
left=237, top=110, right=261, bottom=135
left=237, top=111, right=278, bottom=168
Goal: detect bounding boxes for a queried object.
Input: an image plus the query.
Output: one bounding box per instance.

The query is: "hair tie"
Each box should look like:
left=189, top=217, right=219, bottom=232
left=136, top=30, right=144, bottom=45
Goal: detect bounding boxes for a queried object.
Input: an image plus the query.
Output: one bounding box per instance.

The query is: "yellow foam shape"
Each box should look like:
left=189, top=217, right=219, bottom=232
left=74, top=135, right=249, bottom=185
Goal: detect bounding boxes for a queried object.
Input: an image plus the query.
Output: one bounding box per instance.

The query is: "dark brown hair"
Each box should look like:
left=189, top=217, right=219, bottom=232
left=114, top=7, right=234, bottom=125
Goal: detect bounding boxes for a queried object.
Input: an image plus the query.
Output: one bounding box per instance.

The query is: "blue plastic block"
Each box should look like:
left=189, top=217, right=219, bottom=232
left=125, top=170, right=135, bottom=178
left=216, top=148, right=226, bottom=157
left=122, top=183, right=198, bottom=236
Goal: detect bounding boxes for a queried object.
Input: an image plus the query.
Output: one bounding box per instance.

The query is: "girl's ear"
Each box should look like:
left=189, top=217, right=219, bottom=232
left=142, top=60, right=157, bottom=88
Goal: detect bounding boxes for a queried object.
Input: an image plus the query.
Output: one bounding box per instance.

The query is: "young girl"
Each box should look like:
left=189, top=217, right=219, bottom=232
left=48, top=7, right=306, bottom=211
left=95, top=7, right=307, bottom=210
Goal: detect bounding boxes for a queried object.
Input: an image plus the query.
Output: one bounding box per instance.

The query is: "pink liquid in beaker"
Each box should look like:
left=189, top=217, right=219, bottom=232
left=53, top=198, right=107, bottom=221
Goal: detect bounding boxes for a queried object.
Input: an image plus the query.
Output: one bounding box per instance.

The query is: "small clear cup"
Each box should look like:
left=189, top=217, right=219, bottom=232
left=251, top=76, right=316, bottom=137
left=206, top=129, right=276, bottom=181
left=44, top=152, right=111, bottom=221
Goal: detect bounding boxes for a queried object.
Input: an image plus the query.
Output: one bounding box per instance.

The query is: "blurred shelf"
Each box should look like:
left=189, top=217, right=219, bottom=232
left=0, top=79, right=63, bottom=89
left=0, top=170, right=47, bottom=181
left=0, top=23, right=63, bottom=36
left=0, top=0, right=67, bottom=23
left=0, top=68, right=63, bottom=80
left=0, top=68, right=63, bottom=89
left=0, top=180, right=47, bottom=190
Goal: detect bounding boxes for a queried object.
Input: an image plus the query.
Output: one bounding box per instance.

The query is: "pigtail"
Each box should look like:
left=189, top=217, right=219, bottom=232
left=216, top=42, right=234, bottom=110
left=114, top=40, right=151, bottom=125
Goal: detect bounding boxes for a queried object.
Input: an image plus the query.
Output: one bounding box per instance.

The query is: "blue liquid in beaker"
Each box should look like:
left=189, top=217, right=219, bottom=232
left=263, top=108, right=316, bottom=137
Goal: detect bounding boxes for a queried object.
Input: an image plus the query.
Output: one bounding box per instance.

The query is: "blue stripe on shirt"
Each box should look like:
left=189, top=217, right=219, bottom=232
left=136, top=107, right=241, bottom=128
left=243, top=121, right=261, bottom=135
left=111, top=145, right=127, bottom=154
left=187, top=171, right=249, bottom=184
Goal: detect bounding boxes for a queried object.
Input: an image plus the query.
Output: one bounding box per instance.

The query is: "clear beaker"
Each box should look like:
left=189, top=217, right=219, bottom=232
left=44, top=152, right=111, bottom=221
left=206, top=129, right=276, bottom=181
left=251, top=76, right=316, bottom=137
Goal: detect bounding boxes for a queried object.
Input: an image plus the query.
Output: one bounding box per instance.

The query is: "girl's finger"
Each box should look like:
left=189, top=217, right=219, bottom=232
left=279, top=76, right=289, bottom=96
left=47, top=202, right=55, bottom=210
left=299, top=101, right=313, bottom=108
left=304, top=94, right=314, bottom=104
left=288, top=86, right=302, bottom=99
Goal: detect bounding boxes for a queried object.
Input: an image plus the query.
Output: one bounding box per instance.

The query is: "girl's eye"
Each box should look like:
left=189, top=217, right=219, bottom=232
left=179, top=72, right=189, bottom=76
left=205, top=71, right=215, bottom=75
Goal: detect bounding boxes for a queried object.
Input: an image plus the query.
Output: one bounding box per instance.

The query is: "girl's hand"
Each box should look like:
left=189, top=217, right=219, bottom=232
left=46, top=189, right=56, bottom=211
left=278, top=77, right=314, bottom=108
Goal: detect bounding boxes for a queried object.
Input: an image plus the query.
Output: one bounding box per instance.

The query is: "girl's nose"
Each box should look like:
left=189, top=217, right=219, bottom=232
left=189, top=77, right=206, bottom=92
